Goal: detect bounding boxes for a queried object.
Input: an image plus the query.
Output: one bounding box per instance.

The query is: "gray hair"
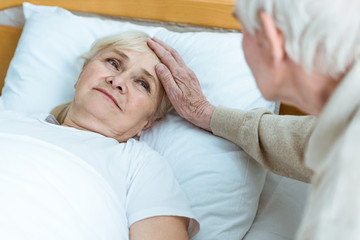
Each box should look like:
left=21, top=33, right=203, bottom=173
left=81, top=30, right=173, bottom=121
left=236, top=0, right=360, bottom=79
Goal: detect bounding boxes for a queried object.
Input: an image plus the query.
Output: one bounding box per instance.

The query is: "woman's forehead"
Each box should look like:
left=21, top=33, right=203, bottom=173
left=100, top=46, right=157, bottom=58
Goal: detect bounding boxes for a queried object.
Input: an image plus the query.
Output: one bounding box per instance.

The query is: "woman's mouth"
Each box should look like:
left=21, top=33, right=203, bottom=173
left=94, top=88, right=121, bottom=110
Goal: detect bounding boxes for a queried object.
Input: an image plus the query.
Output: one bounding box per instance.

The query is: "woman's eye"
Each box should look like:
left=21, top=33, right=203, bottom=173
left=106, top=58, right=119, bottom=70
left=138, top=80, right=150, bottom=92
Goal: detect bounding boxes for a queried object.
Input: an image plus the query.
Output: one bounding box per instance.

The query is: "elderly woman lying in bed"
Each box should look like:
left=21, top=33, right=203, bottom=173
left=0, top=31, right=198, bottom=239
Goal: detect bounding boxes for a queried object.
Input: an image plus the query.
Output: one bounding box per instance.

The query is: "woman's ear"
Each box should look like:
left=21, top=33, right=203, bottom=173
left=258, top=11, right=285, bottom=66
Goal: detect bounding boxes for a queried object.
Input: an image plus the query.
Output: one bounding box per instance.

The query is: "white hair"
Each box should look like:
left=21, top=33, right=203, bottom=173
left=236, top=0, right=360, bottom=79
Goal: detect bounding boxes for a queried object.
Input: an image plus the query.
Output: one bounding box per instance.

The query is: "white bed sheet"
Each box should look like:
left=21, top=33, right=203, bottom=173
left=244, top=172, right=309, bottom=239
left=0, top=133, right=128, bottom=239
left=0, top=6, right=309, bottom=239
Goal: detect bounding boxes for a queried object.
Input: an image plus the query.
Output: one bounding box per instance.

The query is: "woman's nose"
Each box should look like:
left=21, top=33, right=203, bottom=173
left=105, top=75, right=128, bottom=93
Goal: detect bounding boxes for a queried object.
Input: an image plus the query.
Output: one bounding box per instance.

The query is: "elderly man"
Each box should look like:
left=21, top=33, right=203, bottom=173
left=147, top=0, right=360, bottom=239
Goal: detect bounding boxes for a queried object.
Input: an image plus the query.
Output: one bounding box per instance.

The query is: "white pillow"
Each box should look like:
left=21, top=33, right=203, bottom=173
left=243, top=172, right=309, bottom=240
left=2, top=2, right=276, bottom=239
left=141, top=111, right=268, bottom=239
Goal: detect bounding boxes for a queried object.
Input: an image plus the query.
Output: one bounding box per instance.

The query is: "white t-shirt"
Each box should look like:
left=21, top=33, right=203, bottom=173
left=0, top=110, right=199, bottom=238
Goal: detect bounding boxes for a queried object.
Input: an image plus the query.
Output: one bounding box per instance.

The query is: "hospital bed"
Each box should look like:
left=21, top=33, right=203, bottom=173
left=0, top=0, right=309, bottom=239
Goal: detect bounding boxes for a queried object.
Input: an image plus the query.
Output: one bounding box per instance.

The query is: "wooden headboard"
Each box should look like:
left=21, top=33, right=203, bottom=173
left=0, top=0, right=305, bottom=115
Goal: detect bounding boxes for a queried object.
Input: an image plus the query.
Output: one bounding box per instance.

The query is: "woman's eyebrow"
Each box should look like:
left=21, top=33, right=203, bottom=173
left=140, top=69, right=156, bottom=84
left=113, top=49, right=129, bottom=62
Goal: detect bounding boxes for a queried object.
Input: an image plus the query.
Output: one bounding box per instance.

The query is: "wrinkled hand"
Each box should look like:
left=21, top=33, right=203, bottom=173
left=147, top=38, right=215, bottom=132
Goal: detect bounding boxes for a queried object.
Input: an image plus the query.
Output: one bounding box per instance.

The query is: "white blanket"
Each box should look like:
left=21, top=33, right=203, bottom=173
left=0, top=133, right=128, bottom=240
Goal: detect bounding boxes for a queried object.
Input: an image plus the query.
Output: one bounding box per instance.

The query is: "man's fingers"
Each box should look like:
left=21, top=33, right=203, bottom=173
left=148, top=38, right=213, bottom=131
left=148, top=38, right=186, bottom=67
left=151, top=38, right=186, bottom=66
left=155, top=63, right=178, bottom=92
left=148, top=39, right=180, bottom=70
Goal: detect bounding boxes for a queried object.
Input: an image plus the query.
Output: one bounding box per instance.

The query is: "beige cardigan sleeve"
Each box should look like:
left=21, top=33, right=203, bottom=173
left=210, top=106, right=316, bottom=183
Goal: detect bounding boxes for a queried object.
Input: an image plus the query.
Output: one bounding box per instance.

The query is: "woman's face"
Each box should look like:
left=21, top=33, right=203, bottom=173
left=72, top=47, right=163, bottom=142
